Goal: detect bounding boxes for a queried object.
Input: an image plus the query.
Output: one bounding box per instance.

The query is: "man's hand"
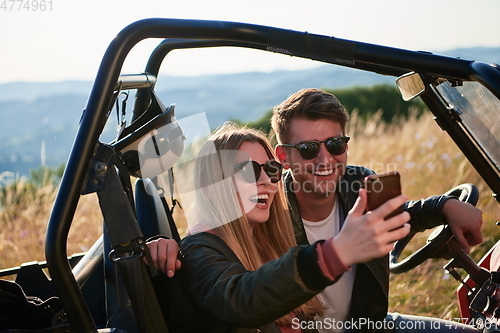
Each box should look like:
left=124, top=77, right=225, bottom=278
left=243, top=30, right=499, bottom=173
left=146, top=238, right=182, bottom=277
left=332, top=189, right=411, bottom=267
left=442, top=199, right=483, bottom=254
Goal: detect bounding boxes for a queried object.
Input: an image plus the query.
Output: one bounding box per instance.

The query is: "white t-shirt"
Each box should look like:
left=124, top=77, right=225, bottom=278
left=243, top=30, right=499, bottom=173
left=302, top=199, right=357, bottom=333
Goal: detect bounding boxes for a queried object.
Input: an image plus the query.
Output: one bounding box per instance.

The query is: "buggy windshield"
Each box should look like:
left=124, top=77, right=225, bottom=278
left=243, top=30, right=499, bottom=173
left=435, top=81, right=500, bottom=174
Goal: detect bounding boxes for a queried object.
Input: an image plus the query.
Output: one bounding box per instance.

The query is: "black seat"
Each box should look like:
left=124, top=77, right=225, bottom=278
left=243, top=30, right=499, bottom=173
left=134, top=178, right=173, bottom=240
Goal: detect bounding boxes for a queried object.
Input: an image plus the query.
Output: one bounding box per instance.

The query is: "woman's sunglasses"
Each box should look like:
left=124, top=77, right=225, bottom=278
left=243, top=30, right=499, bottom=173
left=234, top=160, right=283, bottom=183
left=280, top=136, right=350, bottom=160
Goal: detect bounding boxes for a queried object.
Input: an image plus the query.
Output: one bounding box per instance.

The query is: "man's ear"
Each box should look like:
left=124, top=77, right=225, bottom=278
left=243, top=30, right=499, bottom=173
left=275, top=146, right=290, bottom=169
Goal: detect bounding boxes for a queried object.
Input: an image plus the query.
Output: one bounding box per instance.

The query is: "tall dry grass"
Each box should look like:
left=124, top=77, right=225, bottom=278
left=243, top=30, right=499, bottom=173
left=0, top=111, right=498, bottom=318
left=0, top=180, right=103, bottom=270
left=347, top=110, right=499, bottom=319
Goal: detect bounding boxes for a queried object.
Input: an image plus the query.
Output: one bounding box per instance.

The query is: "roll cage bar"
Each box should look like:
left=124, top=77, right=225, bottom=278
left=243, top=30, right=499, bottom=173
left=44, top=18, right=500, bottom=332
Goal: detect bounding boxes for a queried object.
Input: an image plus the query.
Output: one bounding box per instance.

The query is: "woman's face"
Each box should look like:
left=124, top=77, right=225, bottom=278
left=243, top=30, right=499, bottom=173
left=234, top=141, right=278, bottom=230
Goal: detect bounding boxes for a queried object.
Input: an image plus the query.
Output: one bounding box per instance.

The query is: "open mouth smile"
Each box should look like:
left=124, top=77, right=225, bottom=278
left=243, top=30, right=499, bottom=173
left=312, top=169, right=334, bottom=176
left=249, top=194, right=269, bottom=206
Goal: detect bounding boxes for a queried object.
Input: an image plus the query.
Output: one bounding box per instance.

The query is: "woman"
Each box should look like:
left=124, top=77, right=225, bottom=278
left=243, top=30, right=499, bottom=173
left=147, top=122, right=409, bottom=332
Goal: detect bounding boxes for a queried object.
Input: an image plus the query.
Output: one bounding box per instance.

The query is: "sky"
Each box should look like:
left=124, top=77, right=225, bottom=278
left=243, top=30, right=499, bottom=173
left=1, top=0, right=499, bottom=84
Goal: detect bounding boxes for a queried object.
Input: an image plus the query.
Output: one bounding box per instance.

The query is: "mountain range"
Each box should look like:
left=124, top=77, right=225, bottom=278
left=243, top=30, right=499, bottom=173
left=1, top=47, right=499, bottom=178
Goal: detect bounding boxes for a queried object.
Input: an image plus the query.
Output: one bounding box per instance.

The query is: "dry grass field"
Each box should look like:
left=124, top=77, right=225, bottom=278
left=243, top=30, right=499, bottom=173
left=347, top=111, right=499, bottom=319
left=1, top=111, right=498, bottom=320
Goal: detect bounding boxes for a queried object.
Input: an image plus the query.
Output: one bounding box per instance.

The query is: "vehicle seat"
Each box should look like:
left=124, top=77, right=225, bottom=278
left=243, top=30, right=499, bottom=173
left=134, top=178, right=173, bottom=240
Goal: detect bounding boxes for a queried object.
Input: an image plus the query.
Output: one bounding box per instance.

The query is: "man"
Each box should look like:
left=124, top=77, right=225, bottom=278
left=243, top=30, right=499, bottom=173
left=270, top=88, right=483, bottom=333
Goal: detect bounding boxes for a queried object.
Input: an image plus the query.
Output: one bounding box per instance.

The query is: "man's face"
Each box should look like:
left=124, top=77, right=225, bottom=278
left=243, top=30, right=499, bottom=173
left=277, top=118, right=348, bottom=197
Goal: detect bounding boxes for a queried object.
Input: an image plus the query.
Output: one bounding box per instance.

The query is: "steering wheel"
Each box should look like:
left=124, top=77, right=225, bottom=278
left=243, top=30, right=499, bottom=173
left=389, top=183, right=479, bottom=274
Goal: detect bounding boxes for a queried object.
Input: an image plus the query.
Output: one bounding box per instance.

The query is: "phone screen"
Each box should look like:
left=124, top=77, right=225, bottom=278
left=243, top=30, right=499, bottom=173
left=364, top=171, right=403, bottom=220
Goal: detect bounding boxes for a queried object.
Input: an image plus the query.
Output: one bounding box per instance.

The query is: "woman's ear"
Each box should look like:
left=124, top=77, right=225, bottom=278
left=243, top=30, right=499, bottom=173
left=275, top=146, right=290, bottom=169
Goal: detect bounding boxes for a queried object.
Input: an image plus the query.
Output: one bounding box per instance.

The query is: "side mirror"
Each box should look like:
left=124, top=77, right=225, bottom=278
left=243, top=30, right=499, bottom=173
left=396, top=72, right=426, bottom=101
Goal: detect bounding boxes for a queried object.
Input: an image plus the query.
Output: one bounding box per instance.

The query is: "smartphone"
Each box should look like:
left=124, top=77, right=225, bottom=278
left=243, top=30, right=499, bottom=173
left=364, top=171, right=403, bottom=220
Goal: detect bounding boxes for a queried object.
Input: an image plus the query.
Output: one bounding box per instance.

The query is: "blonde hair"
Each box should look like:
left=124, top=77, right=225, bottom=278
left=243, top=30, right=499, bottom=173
left=193, top=122, right=324, bottom=324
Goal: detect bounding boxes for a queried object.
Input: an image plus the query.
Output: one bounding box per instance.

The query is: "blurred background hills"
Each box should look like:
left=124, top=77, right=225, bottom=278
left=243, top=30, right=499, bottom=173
left=1, top=47, right=499, bottom=177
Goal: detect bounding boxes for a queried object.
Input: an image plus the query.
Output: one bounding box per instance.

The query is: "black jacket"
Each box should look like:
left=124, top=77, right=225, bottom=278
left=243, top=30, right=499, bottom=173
left=284, top=165, right=452, bottom=332
left=175, top=233, right=334, bottom=333
left=159, top=165, right=451, bottom=333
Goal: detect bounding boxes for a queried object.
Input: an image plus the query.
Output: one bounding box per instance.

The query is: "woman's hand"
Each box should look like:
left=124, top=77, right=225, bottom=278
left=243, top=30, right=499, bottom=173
left=145, top=238, right=182, bottom=277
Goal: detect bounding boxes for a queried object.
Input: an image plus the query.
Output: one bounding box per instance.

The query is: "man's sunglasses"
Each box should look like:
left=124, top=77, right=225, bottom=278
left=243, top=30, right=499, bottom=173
left=234, top=160, right=283, bottom=184
left=280, top=136, right=350, bottom=160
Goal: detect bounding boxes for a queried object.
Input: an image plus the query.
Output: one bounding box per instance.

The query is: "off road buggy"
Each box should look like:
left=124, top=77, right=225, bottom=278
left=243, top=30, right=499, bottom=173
left=0, top=18, right=499, bottom=333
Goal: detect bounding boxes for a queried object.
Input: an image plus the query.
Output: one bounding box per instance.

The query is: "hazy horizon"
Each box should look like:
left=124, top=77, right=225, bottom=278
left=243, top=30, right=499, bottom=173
left=1, top=0, right=499, bottom=84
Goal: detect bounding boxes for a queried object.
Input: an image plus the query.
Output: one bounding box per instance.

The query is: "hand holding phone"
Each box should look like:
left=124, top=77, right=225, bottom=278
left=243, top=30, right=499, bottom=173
left=364, top=171, right=404, bottom=220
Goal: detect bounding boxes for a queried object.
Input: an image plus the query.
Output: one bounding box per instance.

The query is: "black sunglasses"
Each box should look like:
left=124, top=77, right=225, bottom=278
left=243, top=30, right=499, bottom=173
left=234, top=160, right=283, bottom=183
left=281, top=136, right=350, bottom=160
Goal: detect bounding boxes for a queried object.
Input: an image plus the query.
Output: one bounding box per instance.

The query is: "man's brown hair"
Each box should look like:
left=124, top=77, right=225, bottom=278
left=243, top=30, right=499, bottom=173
left=271, top=88, right=349, bottom=144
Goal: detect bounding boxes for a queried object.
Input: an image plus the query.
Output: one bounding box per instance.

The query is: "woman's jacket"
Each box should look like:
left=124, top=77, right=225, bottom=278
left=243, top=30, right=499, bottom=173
left=176, top=231, right=335, bottom=333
